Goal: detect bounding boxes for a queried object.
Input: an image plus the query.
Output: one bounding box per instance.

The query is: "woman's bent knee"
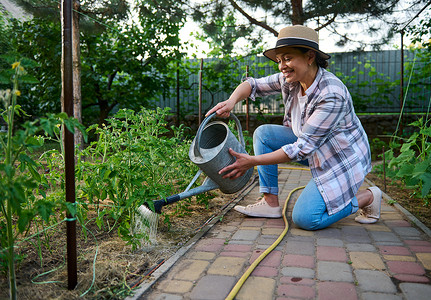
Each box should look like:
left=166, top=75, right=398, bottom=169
left=292, top=210, right=323, bottom=231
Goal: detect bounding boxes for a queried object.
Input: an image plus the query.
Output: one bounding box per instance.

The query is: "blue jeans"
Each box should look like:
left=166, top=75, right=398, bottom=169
left=253, top=124, right=359, bottom=230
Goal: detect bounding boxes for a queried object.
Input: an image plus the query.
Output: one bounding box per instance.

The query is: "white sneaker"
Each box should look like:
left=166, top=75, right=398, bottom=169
left=234, top=198, right=282, bottom=218
left=355, top=186, right=382, bottom=224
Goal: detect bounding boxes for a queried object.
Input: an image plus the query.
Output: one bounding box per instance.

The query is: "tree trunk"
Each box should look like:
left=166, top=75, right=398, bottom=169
left=72, top=0, right=83, bottom=149
left=61, top=1, right=82, bottom=151
left=291, top=0, right=304, bottom=25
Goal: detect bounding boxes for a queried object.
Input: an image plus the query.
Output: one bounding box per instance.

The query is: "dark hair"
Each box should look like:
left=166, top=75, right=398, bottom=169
left=294, top=47, right=329, bottom=69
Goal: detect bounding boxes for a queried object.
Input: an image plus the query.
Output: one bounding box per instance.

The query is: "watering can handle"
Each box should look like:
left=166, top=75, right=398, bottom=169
left=194, top=112, right=246, bottom=158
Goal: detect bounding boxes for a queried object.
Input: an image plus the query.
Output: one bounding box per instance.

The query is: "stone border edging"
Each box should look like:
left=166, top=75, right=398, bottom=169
left=364, top=177, right=431, bottom=238
left=126, top=177, right=259, bottom=300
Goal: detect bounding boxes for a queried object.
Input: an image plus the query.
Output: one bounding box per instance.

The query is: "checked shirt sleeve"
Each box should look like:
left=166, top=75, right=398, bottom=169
left=245, top=73, right=285, bottom=100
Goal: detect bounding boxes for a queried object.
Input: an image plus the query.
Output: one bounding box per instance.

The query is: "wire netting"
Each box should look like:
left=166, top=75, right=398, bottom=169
left=153, top=49, right=431, bottom=116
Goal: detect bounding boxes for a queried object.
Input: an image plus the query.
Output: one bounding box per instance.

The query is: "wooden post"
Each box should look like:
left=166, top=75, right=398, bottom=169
left=62, top=0, right=77, bottom=290
left=400, top=31, right=404, bottom=135
left=383, top=146, right=387, bottom=193
left=198, top=58, right=203, bottom=125
left=176, top=62, right=180, bottom=127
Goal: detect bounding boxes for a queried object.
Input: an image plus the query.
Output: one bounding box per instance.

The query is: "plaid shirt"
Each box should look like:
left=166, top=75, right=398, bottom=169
left=246, top=67, right=372, bottom=215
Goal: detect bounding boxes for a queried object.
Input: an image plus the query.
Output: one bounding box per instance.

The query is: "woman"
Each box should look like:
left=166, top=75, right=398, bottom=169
left=206, top=25, right=382, bottom=230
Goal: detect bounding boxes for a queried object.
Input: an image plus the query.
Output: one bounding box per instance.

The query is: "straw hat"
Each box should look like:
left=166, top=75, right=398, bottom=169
left=263, top=25, right=331, bottom=62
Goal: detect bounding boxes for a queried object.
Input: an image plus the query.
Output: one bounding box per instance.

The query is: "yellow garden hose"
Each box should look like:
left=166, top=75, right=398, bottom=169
left=278, top=166, right=310, bottom=171
left=225, top=165, right=309, bottom=299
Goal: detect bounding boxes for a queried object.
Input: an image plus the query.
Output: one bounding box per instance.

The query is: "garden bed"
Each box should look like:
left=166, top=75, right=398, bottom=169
left=0, top=190, right=235, bottom=299
left=366, top=171, right=431, bottom=229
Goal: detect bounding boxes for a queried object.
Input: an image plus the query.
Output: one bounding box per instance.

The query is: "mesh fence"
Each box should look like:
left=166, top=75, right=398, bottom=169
left=153, top=49, right=430, bottom=116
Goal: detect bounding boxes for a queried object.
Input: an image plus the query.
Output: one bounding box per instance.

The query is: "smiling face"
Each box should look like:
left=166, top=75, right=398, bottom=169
left=275, top=47, right=317, bottom=91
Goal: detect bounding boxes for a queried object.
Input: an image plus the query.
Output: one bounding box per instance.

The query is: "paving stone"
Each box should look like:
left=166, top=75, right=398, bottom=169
left=283, top=254, right=315, bottom=268
left=289, top=228, right=315, bottom=237
left=251, top=265, right=279, bottom=277
left=207, top=257, right=246, bottom=276
left=285, top=240, right=315, bottom=255
left=288, top=235, right=314, bottom=242
left=402, top=236, right=422, bottom=241
left=369, top=231, right=402, bottom=243
left=381, top=205, right=397, bottom=212
left=262, top=227, right=284, bottom=235
left=236, top=276, right=276, bottom=300
left=343, top=234, right=372, bottom=244
left=211, top=231, right=232, bottom=239
left=279, top=276, right=315, bottom=286
left=384, top=220, right=411, bottom=227
left=316, top=238, right=344, bottom=247
left=220, top=251, right=250, bottom=258
left=249, top=250, right=282, bottom=267
left=194, top=238, right=225, bottom=252
left=405, top=240, right=431, bottom=247
left=157, top=279, right=194, bottom=294
left=278, top=284, right=315, bottom=299
left=379, top=245, right=412, bottom=256
left=387, top=261, right=426, bottom=275
left=317, top=282, right=358, bottom=300
left=223, top=244, right=252, bottom=252
left=349, top=252, right=386, bottom=270
left=231, top=229, right=260, bottom=241
left=354, top=269, right=397, bottom=293
left=241, top=220, right=265, bottom=227
left=317, top=261, right=353, bottom=282
left=341, top=226, right=368, bottom=236
left=392, top=226, right=421, bottom=237
left=153, top=293, right=184, bottom=300
left=365, top=224, right=392, bottom=232
left=188, top=251, right=216, bottom=260
left=216, top=225, right=240, bottom=232
left=383, top=255, right=416, bottom=262
left=361, top=292, right=402, bottom=300
left=314, top=227, right=342, bottom=239
left=400, top=283, right=431, bottom=300
left=257, top=236, right=280, bottom=245
left=416, top=253, right=431, bottom=270
left=239, top=226, right=262, bottom=231
left=173, top=260, right=210, bottom=281
left=346, top=243, right=376, bottom=252
left=266, top=218, right=286, bottom=228
left=409, top=245, right=431, bottom=253
left=382, top=212, right=404, bottom=220
left=227, top=240, right=253, bottom=245
left=394, top=274, right=430, bottom=283
left=317, top=246, right=347, bottom=262
left=256, top=243, right=285, bottom=251
left=190, top=275, right=236, bottom=300
left=281, top=267, right=315, bottom=279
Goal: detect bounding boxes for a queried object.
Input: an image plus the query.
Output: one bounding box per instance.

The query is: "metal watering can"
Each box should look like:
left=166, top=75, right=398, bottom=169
left=146, top=113, right=253, bottom=214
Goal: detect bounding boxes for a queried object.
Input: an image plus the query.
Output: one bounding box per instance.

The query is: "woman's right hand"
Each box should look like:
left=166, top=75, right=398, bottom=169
left=205, top=98, right=236, bottom=118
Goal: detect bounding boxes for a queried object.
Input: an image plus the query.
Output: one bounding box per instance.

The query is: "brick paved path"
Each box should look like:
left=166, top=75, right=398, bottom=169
left=129, top=165, right=431, bottom=300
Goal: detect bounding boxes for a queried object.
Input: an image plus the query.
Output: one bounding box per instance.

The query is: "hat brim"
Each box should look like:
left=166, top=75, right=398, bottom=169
left=263, top=45, right=331, bottom=63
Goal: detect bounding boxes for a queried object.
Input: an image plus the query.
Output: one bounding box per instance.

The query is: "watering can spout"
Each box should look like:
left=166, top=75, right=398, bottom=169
left=143, top=176, right=219, bottom=214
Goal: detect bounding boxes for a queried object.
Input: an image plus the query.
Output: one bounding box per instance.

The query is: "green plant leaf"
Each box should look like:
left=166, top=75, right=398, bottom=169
left=420, top=173, right=431, bottom=198
left=36, top=199, right=55, bottom=222
left=17, top=210, right=34, bottom=233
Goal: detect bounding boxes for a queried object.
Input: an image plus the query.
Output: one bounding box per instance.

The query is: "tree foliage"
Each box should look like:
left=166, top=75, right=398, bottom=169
left=0, top=0, right=186, bottom=125
left=188, top=0, right=429, bottom=54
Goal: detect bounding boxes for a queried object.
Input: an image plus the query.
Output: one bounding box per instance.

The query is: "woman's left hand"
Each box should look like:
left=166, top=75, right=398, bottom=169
left=219, top=148, right=255, bottom=179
